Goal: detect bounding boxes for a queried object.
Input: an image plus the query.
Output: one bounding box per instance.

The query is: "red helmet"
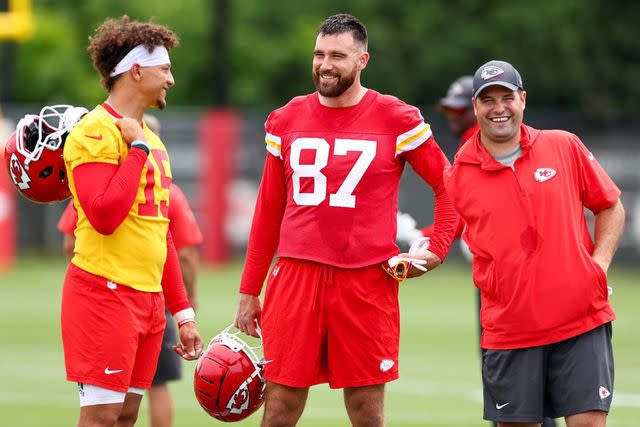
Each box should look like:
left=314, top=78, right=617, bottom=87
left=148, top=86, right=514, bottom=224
left=4, top=105, right=87, bottom=204
left=194, top=325, right=266, bottom=422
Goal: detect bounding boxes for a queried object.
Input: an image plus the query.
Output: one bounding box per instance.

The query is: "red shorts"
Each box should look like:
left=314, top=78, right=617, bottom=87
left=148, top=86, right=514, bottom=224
left=61, top=263, right=166, bottom=392
left=261, top=258, right=400, bottom=389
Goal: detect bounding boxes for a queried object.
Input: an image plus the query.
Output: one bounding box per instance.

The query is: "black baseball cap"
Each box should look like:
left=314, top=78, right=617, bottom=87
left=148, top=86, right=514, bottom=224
left=439, top=75, right=473, bottom=109
left=472, top=60, right=524, bottom=98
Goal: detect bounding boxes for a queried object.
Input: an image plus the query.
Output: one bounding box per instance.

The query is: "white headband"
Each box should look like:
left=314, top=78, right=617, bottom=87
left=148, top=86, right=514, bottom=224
left=109, top=44, right=171, bottom=77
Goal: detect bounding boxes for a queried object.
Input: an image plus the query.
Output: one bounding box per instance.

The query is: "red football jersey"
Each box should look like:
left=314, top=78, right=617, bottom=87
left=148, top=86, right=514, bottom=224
left=57, top=183, right=202, bottom=251
left=240, top=90, right=458, bottom=295
left=168, top=184, right=203, bottom=250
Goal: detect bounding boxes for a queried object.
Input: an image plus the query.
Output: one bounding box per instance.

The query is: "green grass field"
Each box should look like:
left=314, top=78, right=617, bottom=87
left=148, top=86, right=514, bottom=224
left=1, top=257, right=638, bottom=426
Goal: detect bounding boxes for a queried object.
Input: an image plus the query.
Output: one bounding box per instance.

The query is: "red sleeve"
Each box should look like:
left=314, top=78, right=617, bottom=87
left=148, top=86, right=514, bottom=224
left=72, top=149, right=147, bottom=235
left=571, top=134, right=621, bottom=213
left=168, top=183, right=203, bottom=250
left=161, top=231, right=191, bottom=315
left=403, top=137, right=459, bottom=261
left=239, top=153, right=287, bottom=295
left=418, top=125, right=473, bottom=241
left=421, top=217, right=464, bottom=240
left=57, top=200, right=78, bottom=235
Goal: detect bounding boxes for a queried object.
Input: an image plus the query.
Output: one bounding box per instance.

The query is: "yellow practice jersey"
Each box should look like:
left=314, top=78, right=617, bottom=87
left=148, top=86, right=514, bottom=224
left=64, top=104, right=171, bottom=292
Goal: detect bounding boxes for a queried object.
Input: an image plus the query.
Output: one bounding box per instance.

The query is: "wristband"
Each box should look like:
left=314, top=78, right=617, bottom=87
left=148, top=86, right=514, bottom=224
left=131, top=140, right=150, bottom=155
left=174, top=307, right=196, bottom=326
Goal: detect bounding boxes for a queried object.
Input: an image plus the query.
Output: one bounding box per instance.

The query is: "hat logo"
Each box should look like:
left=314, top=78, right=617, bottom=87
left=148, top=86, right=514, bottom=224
left=481, top=66, right=505, bottom=80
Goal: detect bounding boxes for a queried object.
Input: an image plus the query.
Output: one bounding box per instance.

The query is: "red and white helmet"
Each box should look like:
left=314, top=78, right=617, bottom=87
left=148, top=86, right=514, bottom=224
left=4, top=105, right=87, bottom=204
left=194, top=325, right=266, bottom=422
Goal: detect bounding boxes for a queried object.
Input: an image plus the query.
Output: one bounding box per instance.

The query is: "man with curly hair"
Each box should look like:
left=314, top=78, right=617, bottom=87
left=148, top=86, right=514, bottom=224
left=61, top=16, right=202, bottom=427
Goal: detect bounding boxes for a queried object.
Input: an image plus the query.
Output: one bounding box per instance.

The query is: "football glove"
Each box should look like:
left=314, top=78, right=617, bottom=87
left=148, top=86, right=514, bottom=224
left=408, top=236, right=431, bottom=256
left=382, top=254, right=428, bottom=282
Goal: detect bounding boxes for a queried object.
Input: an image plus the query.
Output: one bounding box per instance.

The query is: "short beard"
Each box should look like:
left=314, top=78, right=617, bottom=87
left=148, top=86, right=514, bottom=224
left=313, top=68, right=357, bottom=98
left=156, top=98, right=167, bottom=110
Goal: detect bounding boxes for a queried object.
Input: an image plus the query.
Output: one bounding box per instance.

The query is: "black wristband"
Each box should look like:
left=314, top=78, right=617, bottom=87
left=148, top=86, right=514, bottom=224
left=131, top=140, right=150, bottom=155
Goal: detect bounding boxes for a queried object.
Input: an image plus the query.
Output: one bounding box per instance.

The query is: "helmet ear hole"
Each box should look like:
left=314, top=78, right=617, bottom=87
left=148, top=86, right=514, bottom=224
left=39, top=165, right=53, bottom=179
left=25, top=123, right=40, bottom=151
left=59, top=169, right=66, bottom=181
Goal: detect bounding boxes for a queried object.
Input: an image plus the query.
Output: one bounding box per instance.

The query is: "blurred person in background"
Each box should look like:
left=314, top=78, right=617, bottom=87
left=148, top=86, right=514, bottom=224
left=61, top=16, right=201, bottom=427
left=58, top=114, right=203, bottom=427
left=234, top=13, right=458, bottom=427
left=437, top=75, right=479, bottom=152
left=444, top=60, right=624, bottom=427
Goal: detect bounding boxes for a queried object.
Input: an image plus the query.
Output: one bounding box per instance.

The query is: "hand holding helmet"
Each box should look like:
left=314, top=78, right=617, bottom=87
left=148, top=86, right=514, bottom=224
left=194, top=325, right=266, bottom=422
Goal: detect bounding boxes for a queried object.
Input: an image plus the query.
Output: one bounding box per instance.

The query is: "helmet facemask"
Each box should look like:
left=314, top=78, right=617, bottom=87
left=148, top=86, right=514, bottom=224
left=15, top=105, right=88, bottom=169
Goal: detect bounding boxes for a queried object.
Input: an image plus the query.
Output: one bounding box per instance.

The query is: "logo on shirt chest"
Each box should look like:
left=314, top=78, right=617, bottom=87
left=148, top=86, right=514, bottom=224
left=533, top=168, right=557, bottom=183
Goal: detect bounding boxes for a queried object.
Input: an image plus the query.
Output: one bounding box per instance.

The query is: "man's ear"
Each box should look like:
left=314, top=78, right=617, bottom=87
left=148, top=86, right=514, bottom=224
left=129, top=63, right=143, bottom=81
left=359, top=51, right=370, bottom=71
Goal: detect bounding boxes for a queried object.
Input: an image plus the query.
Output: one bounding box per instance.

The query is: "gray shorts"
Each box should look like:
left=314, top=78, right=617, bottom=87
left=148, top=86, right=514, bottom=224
left=482, top=323, right=614, bottom=423
left=151, top=309, right=182, bottom=385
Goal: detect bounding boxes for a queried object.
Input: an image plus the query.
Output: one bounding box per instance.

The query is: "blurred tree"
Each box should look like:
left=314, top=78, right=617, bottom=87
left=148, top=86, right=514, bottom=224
left=16, top=0, right=212, bottom=106
left=12, top=0, right=639, bottom=120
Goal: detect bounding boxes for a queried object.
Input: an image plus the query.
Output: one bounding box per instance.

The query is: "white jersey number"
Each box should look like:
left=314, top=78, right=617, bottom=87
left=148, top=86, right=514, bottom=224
left=290, top=138, right=376, bottom=208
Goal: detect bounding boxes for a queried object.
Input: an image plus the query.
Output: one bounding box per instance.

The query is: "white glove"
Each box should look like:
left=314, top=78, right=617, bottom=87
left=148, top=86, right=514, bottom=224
left=384, top=233, right=432, bottom=282
left=396, top=212, right=423, bottom=245
left=382, top=255, right=428, bottom=282
left=409, top=236, right=430, bottom=257
left=388, top=255, right=428, bottom=272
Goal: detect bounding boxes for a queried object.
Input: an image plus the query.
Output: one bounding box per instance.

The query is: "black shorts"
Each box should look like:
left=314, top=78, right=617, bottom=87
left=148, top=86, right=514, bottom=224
left=482, top=323, right=614, bottom=423
left=151, top=309, right=182, bottom=385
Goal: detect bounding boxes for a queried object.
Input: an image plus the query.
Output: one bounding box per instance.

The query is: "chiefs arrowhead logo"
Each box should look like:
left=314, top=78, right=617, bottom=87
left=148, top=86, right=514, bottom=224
left=599, top=386, right=611, bottom=400
left=380, top=359, right=394, bottom=372
left=226, top=384, right=250, bottom=415
left=534, top=168, right=557, bottom=183
left=9, top=154, right=32, bottom=190
left=481, top=65, right=504, bottom=80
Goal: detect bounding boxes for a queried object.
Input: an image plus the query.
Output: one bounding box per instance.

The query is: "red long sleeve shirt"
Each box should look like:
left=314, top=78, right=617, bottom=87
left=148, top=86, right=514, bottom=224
left=240, top=90, right=459, bottom=295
